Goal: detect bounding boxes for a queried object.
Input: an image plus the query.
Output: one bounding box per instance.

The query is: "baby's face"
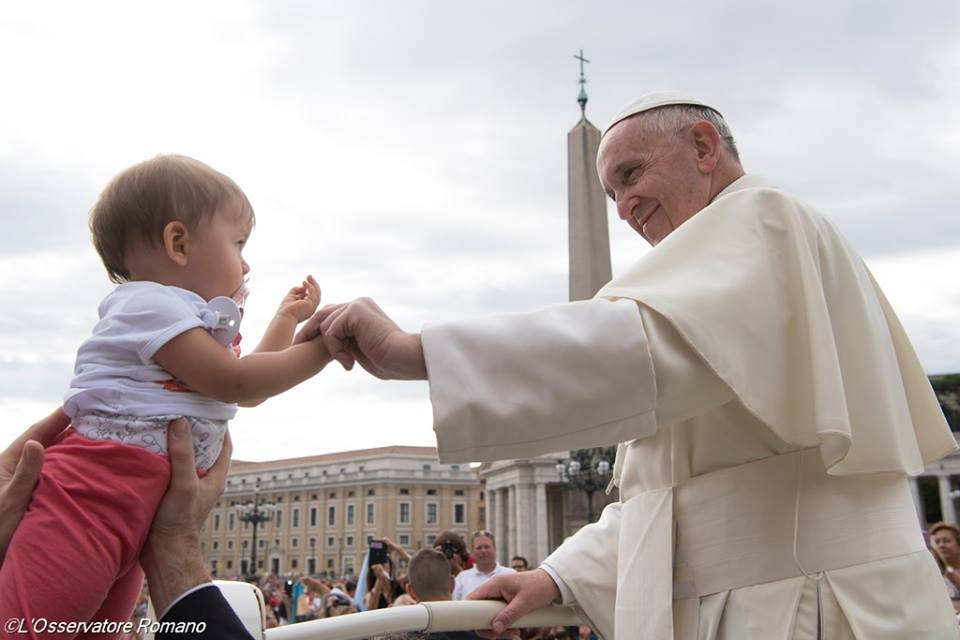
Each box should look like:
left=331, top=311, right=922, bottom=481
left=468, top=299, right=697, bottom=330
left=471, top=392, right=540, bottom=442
left=184, top=200, right=253, bottom=301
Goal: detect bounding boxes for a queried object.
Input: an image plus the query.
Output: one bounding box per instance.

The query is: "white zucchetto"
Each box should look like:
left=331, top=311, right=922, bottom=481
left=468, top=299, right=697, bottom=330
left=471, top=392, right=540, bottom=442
left=604, top=91, right=722, bottom=136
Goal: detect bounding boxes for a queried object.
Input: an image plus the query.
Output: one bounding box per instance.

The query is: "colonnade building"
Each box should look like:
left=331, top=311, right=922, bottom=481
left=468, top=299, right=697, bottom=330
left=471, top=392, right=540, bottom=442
left=201, top=446, right=483, bottom=578
left=201, top=441, right=960, bottom=578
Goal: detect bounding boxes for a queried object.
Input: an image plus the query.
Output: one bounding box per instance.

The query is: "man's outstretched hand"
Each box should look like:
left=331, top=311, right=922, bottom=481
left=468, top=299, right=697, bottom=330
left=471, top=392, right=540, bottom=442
left=468, top=568, right=562, bottom=636
left=294, top=297, right=427, bottom=380
left=0, top=408, right=70, bottom=562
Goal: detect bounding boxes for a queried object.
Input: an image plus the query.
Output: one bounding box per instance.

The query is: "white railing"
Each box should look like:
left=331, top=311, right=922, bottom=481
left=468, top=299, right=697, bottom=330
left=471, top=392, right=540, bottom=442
left=265, top=601, right=583, bottom=640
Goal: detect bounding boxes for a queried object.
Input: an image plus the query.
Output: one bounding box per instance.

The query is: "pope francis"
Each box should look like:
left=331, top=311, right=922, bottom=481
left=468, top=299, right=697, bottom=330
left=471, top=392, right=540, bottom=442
left=301, top=92, right=960, bottom=639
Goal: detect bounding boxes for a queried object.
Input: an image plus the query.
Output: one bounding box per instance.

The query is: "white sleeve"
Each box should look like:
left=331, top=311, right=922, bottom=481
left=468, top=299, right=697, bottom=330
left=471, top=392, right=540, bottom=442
left=422, top=299, right=658, bottom=463
left=542, top=502, right=622, bottom=639
left=100, top=285, right=206, bottom=364
left=642, top=304, right=734, bottom=426
left=452, top=573, right=464, bottom=600
left=421, top=298, right=735, bottom=463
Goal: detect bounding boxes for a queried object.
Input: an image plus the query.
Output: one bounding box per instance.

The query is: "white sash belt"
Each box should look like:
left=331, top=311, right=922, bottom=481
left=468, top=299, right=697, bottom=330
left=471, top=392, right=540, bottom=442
left=616, top=448, right=924, bottom=639
left=671, top=448, right=924, bottom=599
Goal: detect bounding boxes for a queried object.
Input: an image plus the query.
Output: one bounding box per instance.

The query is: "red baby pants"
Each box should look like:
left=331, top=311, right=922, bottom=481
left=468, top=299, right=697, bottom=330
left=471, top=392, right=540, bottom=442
left=0, top=430, right=170, bottom=639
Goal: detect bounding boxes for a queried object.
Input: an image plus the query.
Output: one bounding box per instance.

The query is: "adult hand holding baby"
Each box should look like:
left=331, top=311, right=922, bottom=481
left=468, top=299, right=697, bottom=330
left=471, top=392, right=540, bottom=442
left=141, top=418, right=233, bottom=617
left=0, top=408, right=70, bottom=563
left=1, top=412, right=235, bottom=620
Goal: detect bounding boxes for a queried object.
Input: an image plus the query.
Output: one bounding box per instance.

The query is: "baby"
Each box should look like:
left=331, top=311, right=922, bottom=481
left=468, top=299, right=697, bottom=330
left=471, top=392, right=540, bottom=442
left=0, top=155, right=331, bottom=629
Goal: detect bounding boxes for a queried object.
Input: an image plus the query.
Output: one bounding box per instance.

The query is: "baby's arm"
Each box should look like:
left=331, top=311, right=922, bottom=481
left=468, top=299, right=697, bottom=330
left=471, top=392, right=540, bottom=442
left=153, top=327, right=331, bottom=404
left=253, top=276, right=320, bottom=354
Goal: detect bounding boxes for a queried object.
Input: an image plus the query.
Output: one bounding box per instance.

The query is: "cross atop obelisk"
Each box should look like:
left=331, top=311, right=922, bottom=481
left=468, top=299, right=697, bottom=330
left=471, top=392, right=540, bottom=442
left=574, top=49, right=590, bottom=119
left=567, top=49, right=612, bottom=301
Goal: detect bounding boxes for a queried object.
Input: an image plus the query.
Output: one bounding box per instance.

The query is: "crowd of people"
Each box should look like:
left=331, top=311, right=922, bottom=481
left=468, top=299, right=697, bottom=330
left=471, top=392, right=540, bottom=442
left=108, top=530, right=597, bottom=638
left=262, top=531, right=595, bottom=638
left=104, top=518, right=960, bottom=638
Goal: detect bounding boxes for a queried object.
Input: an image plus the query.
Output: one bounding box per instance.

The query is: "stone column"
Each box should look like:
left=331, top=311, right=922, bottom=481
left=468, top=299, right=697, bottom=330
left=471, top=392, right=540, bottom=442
left=939, top=475, right=957, bottom=524
left=909, top=477, right=924, bottom=525
left=487, top=487, right=497, bottom=553
left=535, top=482, right=549, bottom=563
left=507, top=485, right=517, bottom=562
left=515, top=483, right=533, bottom=563
left=494, top=488, right=507, bottom=565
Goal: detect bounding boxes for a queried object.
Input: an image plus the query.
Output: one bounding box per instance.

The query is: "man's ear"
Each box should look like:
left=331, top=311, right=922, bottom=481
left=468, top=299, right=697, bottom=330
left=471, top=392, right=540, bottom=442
left=689, top=121, right=722, bottom=173
left=406, top=583, right=418, bottom=602
left=162, top=221, right=191, bottom=266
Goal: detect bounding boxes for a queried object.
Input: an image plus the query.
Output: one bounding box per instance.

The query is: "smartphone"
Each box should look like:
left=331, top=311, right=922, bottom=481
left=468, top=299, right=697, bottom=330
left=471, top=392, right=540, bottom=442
left=369, top=539, right=388, bottom=566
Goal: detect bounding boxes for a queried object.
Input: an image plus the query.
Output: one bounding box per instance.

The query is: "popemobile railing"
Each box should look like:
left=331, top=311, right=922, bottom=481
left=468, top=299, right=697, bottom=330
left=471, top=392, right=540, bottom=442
left=147, top=581, right=582, bottom=640
left=265, top=601, right=583, bottom=640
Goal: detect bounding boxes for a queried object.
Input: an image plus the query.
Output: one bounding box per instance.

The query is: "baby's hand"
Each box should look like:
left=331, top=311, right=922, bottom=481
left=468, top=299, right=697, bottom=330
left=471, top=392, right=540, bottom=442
left=277, top=275, right=320, bottom=323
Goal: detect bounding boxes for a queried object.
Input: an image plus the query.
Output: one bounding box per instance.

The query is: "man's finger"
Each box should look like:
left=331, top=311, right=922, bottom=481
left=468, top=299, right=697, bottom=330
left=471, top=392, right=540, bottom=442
left=318, top=305, right=355, bottom=369
left=348, top=342, right=384, bottom=378
left=293, top=305, right=339, bottom=345
left=197, top=431, right=231, bottom=514
left=5, top=408, right=70, bottom=455
left=203, top=431, right=232, bottom=488
left=491, top=596, right=529, bottom=636
left=318, top=303, right=349, bottom=338
left=4, top=441, right=45, bottom=508
left=25, top=409, right=71, bottom=445
left=165, top=418, right=195, bottom=493
left=292, top=315, right=320, bottom=345
left=467, top=578, right=508, bottom=601
left=296, top=303, right=345, bottom=344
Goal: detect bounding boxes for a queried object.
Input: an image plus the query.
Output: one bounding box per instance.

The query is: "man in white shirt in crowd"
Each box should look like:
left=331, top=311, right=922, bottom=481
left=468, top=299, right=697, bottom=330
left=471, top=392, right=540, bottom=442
left=452, top=531, right=515, bottom=600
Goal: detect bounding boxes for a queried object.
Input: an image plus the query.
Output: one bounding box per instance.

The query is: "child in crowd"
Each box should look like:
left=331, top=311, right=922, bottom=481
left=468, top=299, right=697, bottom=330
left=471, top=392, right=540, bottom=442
left=0, top=155, right=331, bottom=627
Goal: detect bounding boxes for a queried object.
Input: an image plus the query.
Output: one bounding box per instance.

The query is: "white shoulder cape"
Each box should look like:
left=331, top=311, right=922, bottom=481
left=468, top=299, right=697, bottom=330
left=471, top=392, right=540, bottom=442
left=599, top=175, right=955, bottom=475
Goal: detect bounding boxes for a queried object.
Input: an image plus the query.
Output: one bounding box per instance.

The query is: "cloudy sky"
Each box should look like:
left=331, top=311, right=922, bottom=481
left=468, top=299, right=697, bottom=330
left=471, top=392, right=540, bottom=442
left=2, top=1, right=959, bottom=461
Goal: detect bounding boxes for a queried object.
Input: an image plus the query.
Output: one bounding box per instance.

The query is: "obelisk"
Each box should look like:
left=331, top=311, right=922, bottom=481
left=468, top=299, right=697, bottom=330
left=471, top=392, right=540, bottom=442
left=567, top=50, right=612, bottom=302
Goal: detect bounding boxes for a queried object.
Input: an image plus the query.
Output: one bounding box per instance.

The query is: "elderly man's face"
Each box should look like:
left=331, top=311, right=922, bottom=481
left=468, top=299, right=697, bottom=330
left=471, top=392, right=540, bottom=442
left=597, top=116, right=715, bottom=246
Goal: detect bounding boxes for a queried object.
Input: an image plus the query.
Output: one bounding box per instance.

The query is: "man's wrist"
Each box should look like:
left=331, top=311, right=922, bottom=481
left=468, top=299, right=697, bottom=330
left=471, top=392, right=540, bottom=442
left=142, top=533, right=211, bottom=617
left=537, top=564, right=572, bottom=605
left=404, top=332, right=427, bottom=380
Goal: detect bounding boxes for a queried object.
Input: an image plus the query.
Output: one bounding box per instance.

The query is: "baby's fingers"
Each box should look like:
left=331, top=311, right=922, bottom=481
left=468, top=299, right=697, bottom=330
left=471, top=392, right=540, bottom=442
left=304, top=276, right=321, bottom=300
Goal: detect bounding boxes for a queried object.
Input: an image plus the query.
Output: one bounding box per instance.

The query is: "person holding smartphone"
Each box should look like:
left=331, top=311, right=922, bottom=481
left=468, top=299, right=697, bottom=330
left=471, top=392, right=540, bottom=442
left=365, top=537, right=408, bottom=610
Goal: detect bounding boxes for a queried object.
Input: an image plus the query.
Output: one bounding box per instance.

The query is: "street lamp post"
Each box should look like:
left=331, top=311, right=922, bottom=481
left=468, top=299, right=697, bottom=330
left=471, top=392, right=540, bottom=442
left=556, top=447, right=615, bottom=523
left=234, top=479, right=275, bottom=579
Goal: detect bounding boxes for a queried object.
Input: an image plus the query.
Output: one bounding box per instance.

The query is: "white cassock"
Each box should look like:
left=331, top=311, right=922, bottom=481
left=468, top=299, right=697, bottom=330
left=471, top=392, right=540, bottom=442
left=421, top=175, right=960, bottom=640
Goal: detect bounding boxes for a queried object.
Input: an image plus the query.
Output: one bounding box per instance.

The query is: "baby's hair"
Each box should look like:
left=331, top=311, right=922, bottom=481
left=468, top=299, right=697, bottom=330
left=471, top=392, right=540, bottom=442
left=89, top=154, right=255, bottom=283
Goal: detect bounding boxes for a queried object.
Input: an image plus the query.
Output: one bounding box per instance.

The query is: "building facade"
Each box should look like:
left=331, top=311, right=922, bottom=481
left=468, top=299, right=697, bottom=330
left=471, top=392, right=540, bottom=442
left=481, top=454, right=618, bottom=567
left=915, top=444, right=960, bottom=526
left=201, top=446, right=483, bottom=578
left=481, top=445, right=960, bottom=567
